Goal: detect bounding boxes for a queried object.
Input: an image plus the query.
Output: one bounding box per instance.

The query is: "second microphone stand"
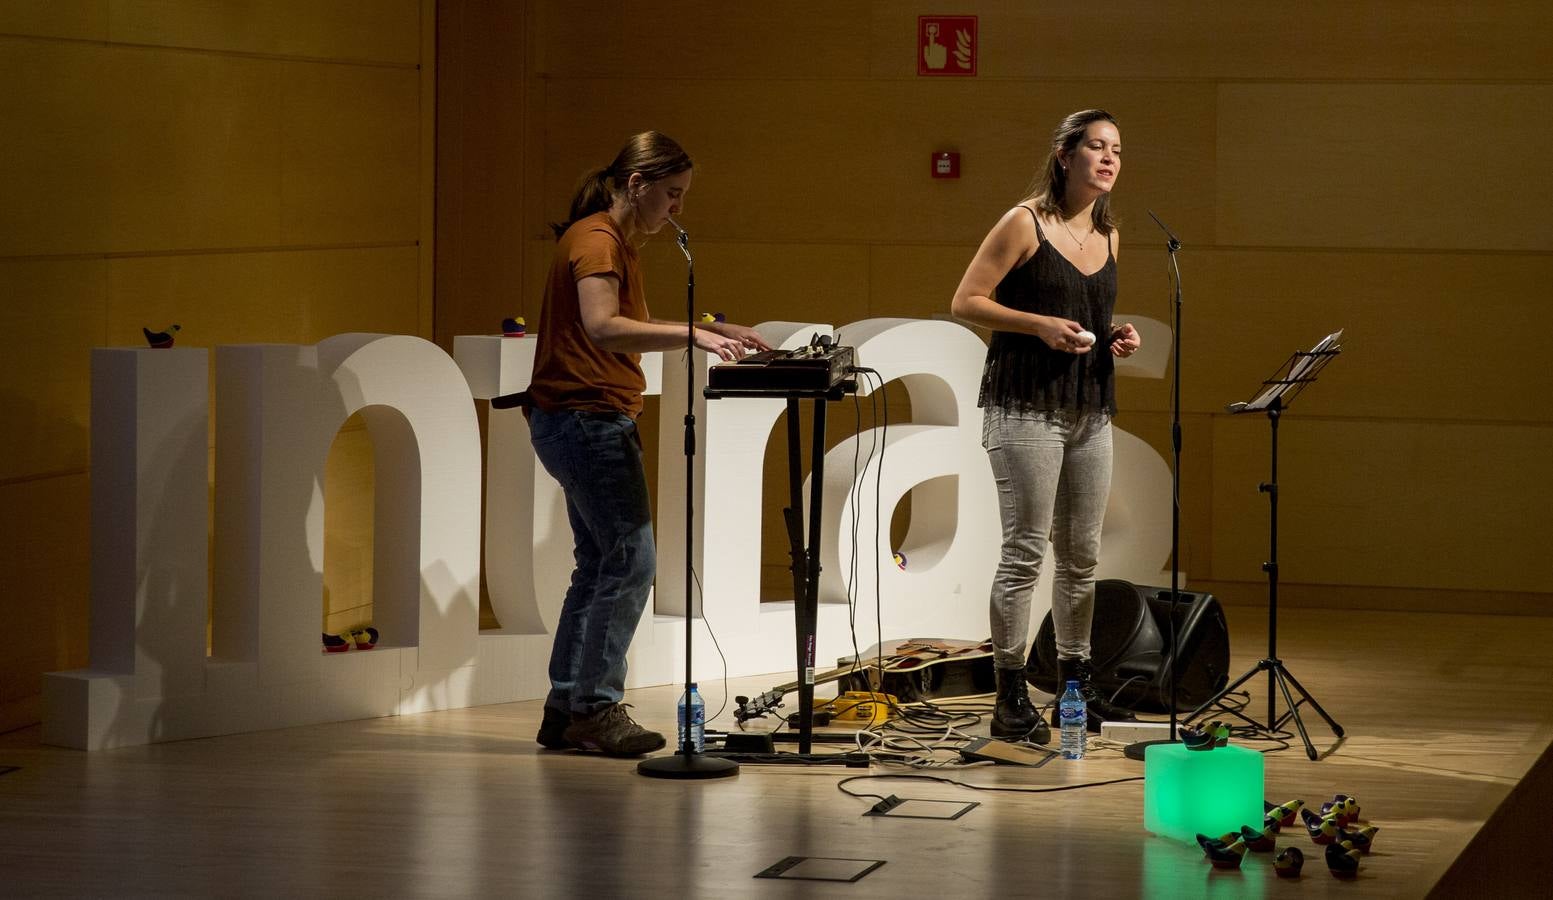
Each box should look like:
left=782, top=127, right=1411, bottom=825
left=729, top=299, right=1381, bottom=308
left=1123, top=212, right=1186, bottom=762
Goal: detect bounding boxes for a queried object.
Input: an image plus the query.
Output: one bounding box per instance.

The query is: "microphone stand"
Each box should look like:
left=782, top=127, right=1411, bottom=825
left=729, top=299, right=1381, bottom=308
left=1122, top=211, right=1185, bottom=762
left=639, top=219, right=738, bottom=779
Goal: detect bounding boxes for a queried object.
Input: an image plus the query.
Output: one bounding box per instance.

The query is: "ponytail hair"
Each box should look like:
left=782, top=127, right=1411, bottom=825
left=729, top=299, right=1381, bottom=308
left=551, top=131, right=693, bottom=239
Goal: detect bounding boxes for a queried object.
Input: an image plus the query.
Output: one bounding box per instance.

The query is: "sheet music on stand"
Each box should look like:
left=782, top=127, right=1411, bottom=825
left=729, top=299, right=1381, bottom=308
left=1228, top=329, right=1343, bottom=414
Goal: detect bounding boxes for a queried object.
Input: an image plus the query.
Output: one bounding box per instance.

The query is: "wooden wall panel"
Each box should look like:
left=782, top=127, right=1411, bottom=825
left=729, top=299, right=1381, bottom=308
left=637, top=241, right=872, bottom=332
left=865, top=3, right=1553, bottom=82
left=532, top=1, right=874, bottom=79
left=1, top=0, right=433, bottom=728
left=281, top=63, right=421, bottom=245
left=1217, top=84, right=1553, bottom=251
left=104, top=246, right=422, bottom=347
left=535, top=78, right=1217, bottom=249
left=1186, top=249, right=1553, bottom=422
left=0, top=473, right=90, bottom=732
left=323, top=417, right=374, bottom=634
left=1211, top=416, right=1552, bottom=595
left=0, top=1, right=106, bottom=41
left=0, top=39, right=114, bottom=256
left=103, top=49, right=285, bottom=253
left=432, top=0, right=528, bottom=350
left=0, top=259, right=105, bottom=480
left=106, top=0, right=420, bottom=63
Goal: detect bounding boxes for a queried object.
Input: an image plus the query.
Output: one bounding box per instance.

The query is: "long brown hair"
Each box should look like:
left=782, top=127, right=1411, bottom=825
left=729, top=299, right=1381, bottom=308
left=1025, top=109, right=1119, bottom=234
left=550, top=131, right=693, bottom=239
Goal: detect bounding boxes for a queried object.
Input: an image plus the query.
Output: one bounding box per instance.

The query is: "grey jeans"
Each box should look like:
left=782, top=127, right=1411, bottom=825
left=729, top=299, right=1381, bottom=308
left=982, top=407, right=1113, bottom=669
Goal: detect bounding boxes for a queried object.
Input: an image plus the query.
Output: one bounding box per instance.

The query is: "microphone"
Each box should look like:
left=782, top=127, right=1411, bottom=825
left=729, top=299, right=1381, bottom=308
left=1147, top=209, right=1182, bottom=252
left=667, top=216, right=689, bottom=245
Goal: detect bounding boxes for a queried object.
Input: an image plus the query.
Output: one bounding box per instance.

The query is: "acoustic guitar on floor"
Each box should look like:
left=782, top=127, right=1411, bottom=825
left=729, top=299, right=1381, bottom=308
left=734, top=637, right=994, bottom=723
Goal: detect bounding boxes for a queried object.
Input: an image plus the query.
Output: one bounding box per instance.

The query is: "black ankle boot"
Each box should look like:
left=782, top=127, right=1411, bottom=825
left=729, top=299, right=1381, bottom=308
left=1070, top=658, right=1138, bottom=729
left=992, top=667, right=1049, bottom=743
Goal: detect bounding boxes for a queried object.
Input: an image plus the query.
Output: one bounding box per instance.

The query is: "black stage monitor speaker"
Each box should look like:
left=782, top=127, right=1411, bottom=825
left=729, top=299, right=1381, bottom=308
left=1025, top=579, right=1230, bottom=714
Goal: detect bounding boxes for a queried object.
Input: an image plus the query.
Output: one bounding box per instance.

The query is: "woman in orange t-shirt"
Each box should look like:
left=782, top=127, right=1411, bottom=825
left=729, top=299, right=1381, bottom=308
left=529, top=131, right=769, bottom=756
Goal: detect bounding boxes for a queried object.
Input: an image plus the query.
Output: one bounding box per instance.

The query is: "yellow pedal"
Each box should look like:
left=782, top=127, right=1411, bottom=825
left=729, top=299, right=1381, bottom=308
left=818, top=691, right=898, bottom=726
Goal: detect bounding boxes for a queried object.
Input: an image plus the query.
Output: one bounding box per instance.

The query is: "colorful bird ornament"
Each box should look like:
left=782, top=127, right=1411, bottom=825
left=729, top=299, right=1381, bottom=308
left=143, top=324, right=181, bottom=348
left=1238, top=823, right=1278, bottom=853
left=1322, top=794, right=1361, bottom=826
left=1182, top=720, right=1231, bottom=751
left=501, top=317, right=527, bottom=337
left=1304, top=810, right=1344, bottom=846
left=1325, top=840, right=1363, bottom=878
left=1273, top=846, right=1305, bottom=879
left=700, top=312, right=727, bottom=324
left=1342, top=824, right=1378, bottom=853
left=322, top=632, right=351, bottom=653
left=1204, top=838, right=1249, bottom=870
left=1196, top=831, right=1241, bottom=855
left=1264, top=798, right=1304, bottom=828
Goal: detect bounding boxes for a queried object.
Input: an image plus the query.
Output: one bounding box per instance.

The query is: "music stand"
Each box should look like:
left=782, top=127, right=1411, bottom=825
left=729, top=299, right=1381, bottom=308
left=1186, top=330, right=1346, bottom=761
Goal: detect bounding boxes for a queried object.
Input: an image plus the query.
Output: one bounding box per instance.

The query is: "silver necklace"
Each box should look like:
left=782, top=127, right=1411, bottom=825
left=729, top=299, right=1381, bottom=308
left=1061, top=215, right=1093, bottom=250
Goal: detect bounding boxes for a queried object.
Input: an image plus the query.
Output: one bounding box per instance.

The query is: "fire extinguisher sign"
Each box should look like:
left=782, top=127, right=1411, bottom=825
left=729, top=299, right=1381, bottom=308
left=918, top=15, right=977, bottom=77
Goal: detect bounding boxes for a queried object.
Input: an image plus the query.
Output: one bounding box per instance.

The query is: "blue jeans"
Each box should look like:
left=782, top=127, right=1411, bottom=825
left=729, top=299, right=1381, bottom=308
left=529, top=407, right=656, bottom=715
left=982, top=408, right=1113, bottom=669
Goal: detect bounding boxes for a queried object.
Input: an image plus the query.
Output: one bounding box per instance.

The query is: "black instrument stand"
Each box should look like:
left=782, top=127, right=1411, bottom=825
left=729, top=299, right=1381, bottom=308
left=1186, top=338, right=1345, bottom=760
left=703, top=379, right=856, bottom=755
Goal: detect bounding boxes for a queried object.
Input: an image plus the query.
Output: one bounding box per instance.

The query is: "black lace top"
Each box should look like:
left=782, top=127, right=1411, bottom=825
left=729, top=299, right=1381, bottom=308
left=977, top=207, right=1117, bottom=415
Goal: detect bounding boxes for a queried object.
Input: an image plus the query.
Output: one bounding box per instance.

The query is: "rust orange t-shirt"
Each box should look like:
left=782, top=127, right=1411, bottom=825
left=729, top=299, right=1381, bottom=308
left=528, top=212, right=649, bottom=417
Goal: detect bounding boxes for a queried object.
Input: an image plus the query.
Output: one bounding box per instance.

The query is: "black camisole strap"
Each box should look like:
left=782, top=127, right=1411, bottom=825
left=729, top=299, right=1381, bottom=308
left=1022, top=204, right=1044, bottom=242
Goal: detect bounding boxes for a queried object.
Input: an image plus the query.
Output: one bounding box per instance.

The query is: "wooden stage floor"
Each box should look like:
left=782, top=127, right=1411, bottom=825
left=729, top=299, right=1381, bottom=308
left=2, top=607, right=1550, bottom=898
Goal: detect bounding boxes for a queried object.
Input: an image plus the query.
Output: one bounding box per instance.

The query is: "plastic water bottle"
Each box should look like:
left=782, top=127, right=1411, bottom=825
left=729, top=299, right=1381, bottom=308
left=1059, top=680, right=1086, bottom=760
left=677, top=683, right=706, bottom=753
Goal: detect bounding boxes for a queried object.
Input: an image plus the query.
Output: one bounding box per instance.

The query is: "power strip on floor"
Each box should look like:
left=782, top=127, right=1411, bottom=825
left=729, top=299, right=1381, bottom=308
left=1099, top=721, right=1173, bottom=745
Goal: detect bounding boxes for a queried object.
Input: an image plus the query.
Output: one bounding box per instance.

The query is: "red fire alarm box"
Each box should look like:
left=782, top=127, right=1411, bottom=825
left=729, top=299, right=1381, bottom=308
left=932, top=151, right=961, bottom=179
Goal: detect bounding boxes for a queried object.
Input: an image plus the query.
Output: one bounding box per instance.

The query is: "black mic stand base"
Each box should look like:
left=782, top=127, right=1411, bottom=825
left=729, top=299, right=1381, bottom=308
left=1121, top=738, right=1174, bottom=762
left=638, top=751, right=741, bottom=779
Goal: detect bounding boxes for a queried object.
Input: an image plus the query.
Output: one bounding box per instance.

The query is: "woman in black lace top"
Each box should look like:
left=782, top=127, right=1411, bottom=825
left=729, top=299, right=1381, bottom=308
left=950, top=109, right=1142, bottom=738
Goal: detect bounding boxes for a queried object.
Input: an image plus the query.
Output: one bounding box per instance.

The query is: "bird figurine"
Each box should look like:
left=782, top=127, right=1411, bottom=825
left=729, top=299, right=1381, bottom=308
left=1183, top=720, right=1231, bottom=751
left=1204, top=838, right=1249, bottom=870
left=1264, top=798, right=1304, bottom=828
left=349, top=626, right=379, bottom=650
left=700, top=312, right=726, bottom=324
left=1325, top=840, right=1363, bottom=878
left=143, top=324, right=181, bottom=348
left=501, top=316, right=527, bottom=337
left=322, top=632, right=351, bottom=653
left=1182, top=724, right=1217, bottom=751
left=893, top=551, right=908, bottom=570
left=1310, top=813, right=1348, bottom=844
left=1196, top=831, right=1241, bottom=855
left=1322, top=794, right=1360, bottom=826
left=1238, top=823, right=1278, bottom=853
left=1273, top=846, right=1305, bottom=878
left=1262, top=813, right=1284, bottom=834
left=1304, top=811, right=1344, bottom=846
left=1342, top=824, right=1378, bottom=853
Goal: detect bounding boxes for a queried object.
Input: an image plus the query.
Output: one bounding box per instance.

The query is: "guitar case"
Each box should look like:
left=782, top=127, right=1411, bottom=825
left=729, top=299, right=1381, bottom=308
left=1024, top=578, right=1231, bottom=714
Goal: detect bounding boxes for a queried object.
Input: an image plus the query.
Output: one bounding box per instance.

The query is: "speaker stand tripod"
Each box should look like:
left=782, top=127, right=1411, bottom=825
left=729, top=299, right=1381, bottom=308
left=1187, top=334, right=1345, bottom=761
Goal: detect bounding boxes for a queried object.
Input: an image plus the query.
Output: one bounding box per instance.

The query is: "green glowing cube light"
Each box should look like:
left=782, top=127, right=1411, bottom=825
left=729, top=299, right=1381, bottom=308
left=1143, top=742, right=1264, bottom=843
